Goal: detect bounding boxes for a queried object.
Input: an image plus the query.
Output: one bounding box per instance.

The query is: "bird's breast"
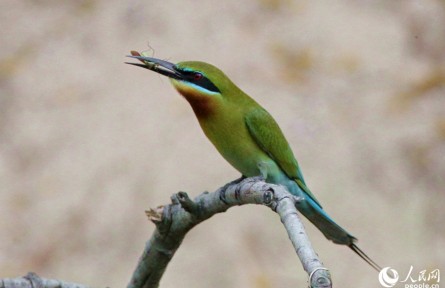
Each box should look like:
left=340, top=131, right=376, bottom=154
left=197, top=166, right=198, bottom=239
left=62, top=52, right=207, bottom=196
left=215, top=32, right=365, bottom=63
left=197, top=110, right=275, bottom=178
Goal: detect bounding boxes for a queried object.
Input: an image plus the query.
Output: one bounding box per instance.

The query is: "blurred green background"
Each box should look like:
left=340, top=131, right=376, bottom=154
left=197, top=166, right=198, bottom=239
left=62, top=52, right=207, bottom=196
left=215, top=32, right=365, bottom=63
left=1, top=0, right=444, bottom=287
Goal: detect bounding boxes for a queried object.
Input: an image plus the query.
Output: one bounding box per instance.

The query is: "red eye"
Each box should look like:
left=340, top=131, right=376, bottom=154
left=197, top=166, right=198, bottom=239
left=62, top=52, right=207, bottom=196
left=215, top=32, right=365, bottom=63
left=194, top=73, right=203, bottom=80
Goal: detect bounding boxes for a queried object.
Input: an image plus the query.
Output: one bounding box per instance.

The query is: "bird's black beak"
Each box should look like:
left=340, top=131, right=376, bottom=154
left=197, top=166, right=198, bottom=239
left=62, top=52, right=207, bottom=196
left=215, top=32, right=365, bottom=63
left=125, top=51, right=184, bottom=80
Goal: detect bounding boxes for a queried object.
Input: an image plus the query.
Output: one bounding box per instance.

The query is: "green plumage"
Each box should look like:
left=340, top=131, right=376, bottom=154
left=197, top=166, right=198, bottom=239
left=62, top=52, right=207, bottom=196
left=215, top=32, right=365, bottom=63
left=245, top=108, right=322, bottom=207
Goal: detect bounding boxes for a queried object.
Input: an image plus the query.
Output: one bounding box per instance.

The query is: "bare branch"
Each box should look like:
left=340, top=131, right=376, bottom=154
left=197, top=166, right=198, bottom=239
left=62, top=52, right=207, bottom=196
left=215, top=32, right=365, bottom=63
left=0, top=272, right=90, bottom=288
left=127, top=177, right=331, bottom=288
left=1, top=178, right=331, bottom=288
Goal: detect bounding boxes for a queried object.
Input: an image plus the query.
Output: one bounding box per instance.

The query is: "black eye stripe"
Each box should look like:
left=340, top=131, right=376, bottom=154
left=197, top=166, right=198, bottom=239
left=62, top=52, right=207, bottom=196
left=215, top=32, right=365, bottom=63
left=175, top=69, right=220, bottom=93
left=192, top=75, right=220, bottom=93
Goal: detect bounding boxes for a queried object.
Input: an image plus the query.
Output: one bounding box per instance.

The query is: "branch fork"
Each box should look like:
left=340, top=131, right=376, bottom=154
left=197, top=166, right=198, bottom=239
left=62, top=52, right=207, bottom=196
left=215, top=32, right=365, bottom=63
left=128, top=177, right=332, bottom=288
left=0, top=177, right=331, bottom=288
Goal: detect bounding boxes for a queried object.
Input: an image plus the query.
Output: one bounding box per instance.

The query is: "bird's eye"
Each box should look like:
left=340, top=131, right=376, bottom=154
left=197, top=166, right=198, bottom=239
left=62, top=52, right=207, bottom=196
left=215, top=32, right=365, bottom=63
left=194, top=73, right=203, bottom=81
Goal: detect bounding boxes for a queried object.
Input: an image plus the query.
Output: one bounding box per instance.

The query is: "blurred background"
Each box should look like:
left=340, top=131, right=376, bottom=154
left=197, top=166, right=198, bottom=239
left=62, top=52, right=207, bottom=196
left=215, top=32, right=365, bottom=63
left=1, top=0, right=444, bottom=287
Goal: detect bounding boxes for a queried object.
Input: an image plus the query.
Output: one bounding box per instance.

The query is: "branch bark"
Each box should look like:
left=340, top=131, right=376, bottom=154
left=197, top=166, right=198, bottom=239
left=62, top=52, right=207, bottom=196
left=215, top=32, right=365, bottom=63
left=127, top=177, right=332, bottom=288
left=0, top=272, right=90, bottom=288
left=1, top=177, right=332, bottom=288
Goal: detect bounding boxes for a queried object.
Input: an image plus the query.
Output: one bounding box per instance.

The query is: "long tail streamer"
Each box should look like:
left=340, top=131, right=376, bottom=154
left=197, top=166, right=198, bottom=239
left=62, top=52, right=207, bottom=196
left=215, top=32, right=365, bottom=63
left=349, top=243, right=382, bottom=272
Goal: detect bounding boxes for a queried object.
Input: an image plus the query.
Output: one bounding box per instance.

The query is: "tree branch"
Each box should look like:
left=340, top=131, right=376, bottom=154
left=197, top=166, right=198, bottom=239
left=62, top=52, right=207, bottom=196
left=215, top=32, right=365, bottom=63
left=127, top=177, right=332, bottom=288
left=0, top=272, right=90, bottom=288
left=1, top=178, right=331, bottom=288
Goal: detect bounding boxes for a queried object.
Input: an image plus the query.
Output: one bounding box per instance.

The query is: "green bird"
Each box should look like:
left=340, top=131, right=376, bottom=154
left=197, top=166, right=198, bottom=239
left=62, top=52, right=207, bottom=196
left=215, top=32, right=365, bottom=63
left=126, top=51, right=381, bottom=271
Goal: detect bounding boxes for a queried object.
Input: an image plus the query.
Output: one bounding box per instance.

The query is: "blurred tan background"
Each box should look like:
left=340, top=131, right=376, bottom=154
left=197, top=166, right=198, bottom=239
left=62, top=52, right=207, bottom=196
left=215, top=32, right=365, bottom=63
left=1, top=0, right=444, bottom=287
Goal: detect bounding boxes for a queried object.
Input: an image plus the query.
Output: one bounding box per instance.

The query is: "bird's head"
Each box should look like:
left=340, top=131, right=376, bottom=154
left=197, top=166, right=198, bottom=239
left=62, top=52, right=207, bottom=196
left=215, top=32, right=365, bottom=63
left=126, top=51, right=245, bottom=117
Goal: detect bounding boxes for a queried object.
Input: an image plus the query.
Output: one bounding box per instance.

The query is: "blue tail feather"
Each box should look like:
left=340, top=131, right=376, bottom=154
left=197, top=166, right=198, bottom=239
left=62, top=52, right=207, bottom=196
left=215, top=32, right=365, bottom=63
left=296, top=194, right=355, bottom=245
left=294, top=188, right=382, bottom=271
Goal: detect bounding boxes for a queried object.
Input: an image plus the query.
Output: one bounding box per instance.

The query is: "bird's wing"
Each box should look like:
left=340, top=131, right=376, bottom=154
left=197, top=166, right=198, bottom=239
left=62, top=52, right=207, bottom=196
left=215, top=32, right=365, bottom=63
left=245, top=108, right=322, bottom=207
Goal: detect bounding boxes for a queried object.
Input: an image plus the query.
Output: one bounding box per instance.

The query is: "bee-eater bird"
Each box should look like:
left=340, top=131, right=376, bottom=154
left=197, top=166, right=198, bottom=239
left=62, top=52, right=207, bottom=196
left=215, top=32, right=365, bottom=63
left=126, top=51, right=381, bottom=271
